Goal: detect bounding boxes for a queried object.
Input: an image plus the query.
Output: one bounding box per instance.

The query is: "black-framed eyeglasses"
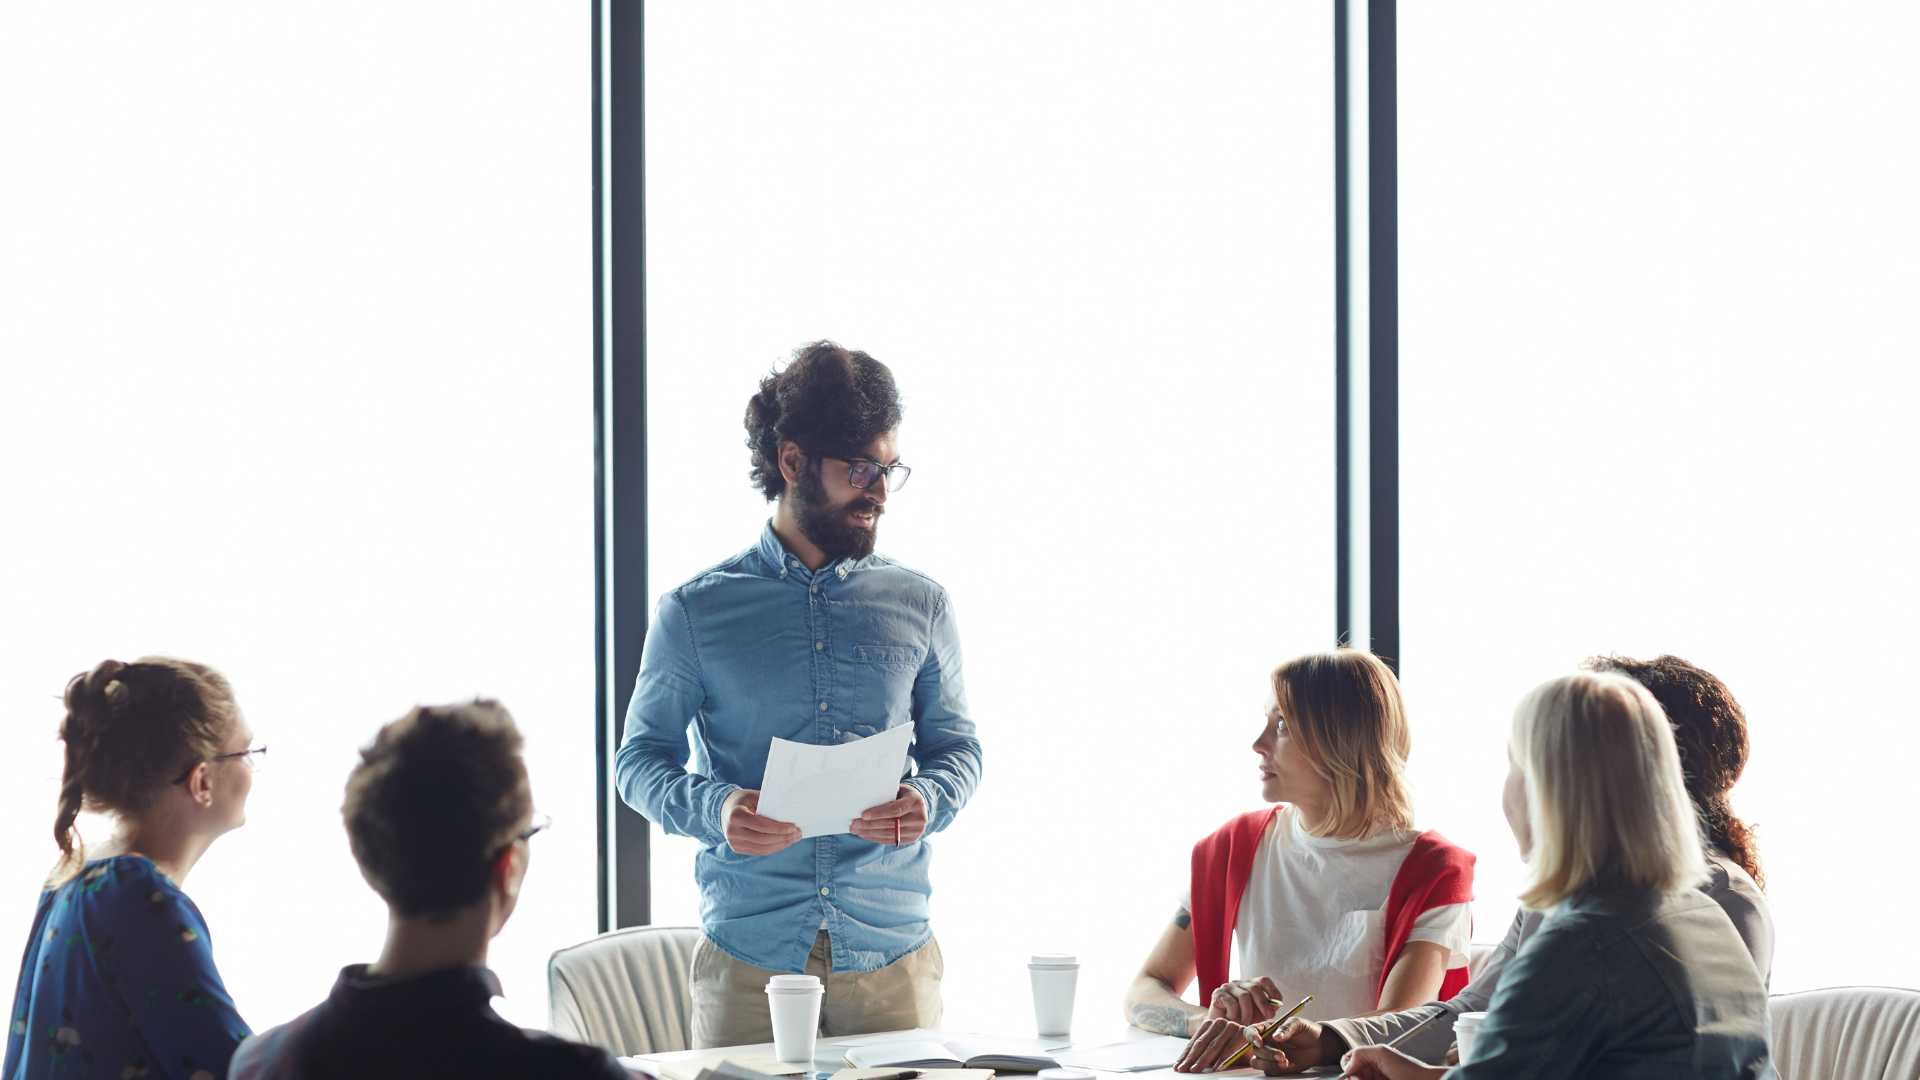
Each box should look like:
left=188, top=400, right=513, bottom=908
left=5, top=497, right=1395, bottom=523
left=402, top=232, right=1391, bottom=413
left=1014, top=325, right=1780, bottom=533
left=820, top=455, right=911, bottom=492
left=494, top=812, right=552, bottom=859
left=172, top=745, right=269, bottom=785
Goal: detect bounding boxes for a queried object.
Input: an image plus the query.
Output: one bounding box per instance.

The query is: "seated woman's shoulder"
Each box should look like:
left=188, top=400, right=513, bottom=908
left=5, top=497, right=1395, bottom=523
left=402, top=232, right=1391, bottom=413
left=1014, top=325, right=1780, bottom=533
left=1397, top=830, right=1477, bottom=889
left=1198, top=806, right=1283, bottom=845
left=1410, top=828, right=1475, bottom=861
left=61, top=856, right=185, bottom=915
left=1705, top=857, right=1765, bottom=906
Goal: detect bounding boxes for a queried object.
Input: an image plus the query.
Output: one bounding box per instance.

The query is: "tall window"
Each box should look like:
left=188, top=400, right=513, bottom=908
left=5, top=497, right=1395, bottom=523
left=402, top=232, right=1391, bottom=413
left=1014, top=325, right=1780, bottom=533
left=643, top=1, right=1333, bottom=1031
left=1399, top=4, right=1920, bottom=989
left=0, top=5, right=590, bottom=1028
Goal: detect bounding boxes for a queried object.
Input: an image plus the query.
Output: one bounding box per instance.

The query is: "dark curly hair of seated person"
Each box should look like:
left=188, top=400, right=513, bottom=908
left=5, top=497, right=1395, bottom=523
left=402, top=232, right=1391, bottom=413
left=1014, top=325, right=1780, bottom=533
left=745, top=339, right=903, bottom=501
left=1585, top=653, right=1765, bottom=889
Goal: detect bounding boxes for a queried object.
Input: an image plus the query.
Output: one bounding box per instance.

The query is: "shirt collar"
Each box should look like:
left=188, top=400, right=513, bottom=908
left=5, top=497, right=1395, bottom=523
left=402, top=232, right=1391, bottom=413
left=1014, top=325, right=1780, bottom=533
left=755, top=520, right=793, bottom=575
left=1285, top=803, right=1411, bottom=850
left=756, top=520, right=867, bottom=582
left=330, top=963, right=503, bottom=1016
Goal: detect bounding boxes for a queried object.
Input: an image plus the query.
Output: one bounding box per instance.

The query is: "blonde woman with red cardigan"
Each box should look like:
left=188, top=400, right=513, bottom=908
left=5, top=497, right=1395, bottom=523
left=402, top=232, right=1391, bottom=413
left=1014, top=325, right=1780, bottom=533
left=1120, top=650, right=1476, bottom=1073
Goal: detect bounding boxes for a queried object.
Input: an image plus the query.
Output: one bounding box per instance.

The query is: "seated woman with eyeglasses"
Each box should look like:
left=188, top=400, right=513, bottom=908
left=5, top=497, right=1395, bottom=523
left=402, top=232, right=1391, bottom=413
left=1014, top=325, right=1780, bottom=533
left=1121, top=650, right=1477, bottom=1072
left=1335, top=672, right=1772, bottom=1079
left=3, top=658, right=259, bottom=1080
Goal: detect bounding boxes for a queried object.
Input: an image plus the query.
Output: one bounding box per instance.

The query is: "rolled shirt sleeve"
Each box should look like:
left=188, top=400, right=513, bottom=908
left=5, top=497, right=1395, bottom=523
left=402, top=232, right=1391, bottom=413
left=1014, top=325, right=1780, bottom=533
left=1406, top=901, right=1474, bottom=969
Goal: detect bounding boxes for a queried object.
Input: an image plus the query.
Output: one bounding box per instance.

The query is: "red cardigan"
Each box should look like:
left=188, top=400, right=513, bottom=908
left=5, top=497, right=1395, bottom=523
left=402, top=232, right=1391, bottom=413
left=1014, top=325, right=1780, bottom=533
left=1188, top=807, right=1475, bottom=1007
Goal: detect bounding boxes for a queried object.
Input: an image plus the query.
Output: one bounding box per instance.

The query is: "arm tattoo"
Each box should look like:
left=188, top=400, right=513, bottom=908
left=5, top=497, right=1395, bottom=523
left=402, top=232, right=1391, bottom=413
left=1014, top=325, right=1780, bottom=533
left=1128, top=1001, right=1196, bottom=1038
left=1173, top=908, right=1191, bottom=930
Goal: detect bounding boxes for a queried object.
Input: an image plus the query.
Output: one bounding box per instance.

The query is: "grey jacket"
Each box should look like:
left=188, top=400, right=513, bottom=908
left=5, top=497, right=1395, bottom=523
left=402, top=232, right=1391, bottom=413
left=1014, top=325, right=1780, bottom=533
left=1444, top=886, right=1773, bottom=1077
left=1324, top=856, right=1772, bottom=1067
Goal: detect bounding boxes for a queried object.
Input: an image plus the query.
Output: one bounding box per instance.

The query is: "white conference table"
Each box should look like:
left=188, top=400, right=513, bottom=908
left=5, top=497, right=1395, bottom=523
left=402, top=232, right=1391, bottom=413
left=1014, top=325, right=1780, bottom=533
left=623, top=1025, right=1341, bottom=1080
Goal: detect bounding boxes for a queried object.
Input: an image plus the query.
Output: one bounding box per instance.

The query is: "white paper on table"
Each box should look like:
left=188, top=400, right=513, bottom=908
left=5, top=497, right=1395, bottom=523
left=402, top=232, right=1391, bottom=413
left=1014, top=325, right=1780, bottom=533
left=756, top=723, right=915, bottom=838
left=1056, top=1036, right=1189, bottom=1071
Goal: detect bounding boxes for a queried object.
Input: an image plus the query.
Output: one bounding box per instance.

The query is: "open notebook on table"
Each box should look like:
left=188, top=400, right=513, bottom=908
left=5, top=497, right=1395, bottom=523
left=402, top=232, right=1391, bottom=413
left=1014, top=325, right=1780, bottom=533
left=834, top=1070, right=994, bottom=1080
left=844, top=1037, right=1064, bottom=1072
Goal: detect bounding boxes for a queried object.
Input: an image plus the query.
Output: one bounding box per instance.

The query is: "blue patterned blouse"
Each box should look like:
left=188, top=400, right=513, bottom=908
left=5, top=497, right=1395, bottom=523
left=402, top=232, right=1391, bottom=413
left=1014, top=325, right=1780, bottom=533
left=5, top=856, right=249, bottom=1080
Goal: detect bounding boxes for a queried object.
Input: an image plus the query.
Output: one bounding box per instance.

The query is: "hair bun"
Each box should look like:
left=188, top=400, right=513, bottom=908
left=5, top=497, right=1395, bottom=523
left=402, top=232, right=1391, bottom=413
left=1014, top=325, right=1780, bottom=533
left=71, top=659, right=129, bottom=706
left=92, top=659, right=131, bottom=706
left=60, top=659, right=128, bottom=746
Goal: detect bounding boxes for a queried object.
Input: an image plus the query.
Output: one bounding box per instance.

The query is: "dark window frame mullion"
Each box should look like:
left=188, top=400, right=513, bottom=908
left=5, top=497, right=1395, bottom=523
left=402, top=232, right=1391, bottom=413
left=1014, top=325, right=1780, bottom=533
left=592, top=0, right=609, bottom=936
left=1335, top=0, right=1352, bottom=648
left=1335, top=0, right=1400, bottom=671
left=596, top=0, right=652, bottom=933
left=1367, top=0, right=1400, bottom=674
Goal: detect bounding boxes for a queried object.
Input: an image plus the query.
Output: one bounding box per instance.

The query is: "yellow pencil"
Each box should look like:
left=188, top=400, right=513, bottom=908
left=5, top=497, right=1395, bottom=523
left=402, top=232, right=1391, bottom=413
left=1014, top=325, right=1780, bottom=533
left=1217, top=994, right=1314, bottom=1071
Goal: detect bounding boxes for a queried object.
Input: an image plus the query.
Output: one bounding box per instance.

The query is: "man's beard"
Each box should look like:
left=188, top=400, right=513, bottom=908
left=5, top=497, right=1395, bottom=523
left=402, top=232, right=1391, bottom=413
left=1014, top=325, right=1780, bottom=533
left=793, top=464, right=883, bottom=561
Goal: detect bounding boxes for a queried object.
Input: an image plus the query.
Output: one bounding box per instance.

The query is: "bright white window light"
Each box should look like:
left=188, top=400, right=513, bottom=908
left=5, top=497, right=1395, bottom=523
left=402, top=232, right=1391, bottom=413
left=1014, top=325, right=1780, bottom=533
left=1400, top=2, right=1920, bottom=990
left=0, top=3, right=590, bottom=1030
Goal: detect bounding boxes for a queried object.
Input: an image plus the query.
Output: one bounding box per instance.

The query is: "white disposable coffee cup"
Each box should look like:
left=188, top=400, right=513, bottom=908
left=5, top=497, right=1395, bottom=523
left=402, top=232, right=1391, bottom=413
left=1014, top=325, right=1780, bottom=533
left=1029, top=953, right=1080, bottom=1037
left=1453, top=1011, right=1489, bottom=1065
left=765, top=973, right=824, bottom=1064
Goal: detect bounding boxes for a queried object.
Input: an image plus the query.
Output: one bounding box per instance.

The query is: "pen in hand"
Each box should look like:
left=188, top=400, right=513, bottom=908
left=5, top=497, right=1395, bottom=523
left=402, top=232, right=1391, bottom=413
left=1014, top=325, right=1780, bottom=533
left=1217, top=994, right=1314, bottom=1071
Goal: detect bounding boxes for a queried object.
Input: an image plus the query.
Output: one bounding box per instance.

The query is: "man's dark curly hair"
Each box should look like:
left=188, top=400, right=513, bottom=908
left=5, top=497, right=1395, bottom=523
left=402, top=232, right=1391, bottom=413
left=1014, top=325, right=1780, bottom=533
left=342, top=699, right=532, bottom=919
left=1585, top=654, right=1765, bottom=889
left=745, top=340, right=903, bottom=501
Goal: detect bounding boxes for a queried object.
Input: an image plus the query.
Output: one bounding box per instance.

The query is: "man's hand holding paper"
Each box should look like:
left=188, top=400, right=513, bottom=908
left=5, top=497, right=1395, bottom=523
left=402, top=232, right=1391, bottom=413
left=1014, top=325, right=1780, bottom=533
left=755, top=723, right=918, bottom=841
left=851, top=785, right=928, bottom=846
left=720, top=789, right=803, bottom=857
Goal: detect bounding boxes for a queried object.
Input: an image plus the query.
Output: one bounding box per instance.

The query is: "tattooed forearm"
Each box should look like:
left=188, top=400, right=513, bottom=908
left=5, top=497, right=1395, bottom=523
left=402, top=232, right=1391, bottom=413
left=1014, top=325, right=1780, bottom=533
left=1125, top=914, right=1200, bottom=1037
left=1128, top=1001, right=1197, bottom=1037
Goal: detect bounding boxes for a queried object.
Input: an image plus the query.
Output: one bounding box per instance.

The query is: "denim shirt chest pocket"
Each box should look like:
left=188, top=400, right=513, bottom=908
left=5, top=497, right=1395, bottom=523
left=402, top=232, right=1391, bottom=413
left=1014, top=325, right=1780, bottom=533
left=838, top=642, right=922, bottom=739
left=827, top=601, right=924, bottom=738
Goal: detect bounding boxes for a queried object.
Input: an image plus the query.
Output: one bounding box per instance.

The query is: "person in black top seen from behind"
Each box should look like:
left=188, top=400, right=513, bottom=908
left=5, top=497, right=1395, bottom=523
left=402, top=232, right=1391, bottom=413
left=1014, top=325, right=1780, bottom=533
left=230, top=700, right=631, bottom=1079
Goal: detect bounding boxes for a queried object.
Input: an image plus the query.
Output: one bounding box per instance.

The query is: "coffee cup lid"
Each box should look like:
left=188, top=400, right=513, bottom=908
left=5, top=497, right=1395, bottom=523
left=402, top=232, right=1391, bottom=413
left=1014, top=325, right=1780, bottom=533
left=1455, top=1011, right=1488, bottom=1023
left=1029, top=952, right=1078, bottom=967
left=766, top=974, right=823, bottom=992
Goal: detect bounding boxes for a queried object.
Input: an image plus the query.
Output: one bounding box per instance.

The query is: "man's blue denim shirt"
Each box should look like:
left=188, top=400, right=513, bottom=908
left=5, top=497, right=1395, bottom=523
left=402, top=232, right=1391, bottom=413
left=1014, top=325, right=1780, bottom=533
left=616, top=523, right=983, bottom=973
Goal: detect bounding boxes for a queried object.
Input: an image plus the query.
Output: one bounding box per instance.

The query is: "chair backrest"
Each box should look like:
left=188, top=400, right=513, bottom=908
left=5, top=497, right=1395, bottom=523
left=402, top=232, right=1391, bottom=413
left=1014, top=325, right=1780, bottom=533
left=1769, top=985, right=1920, bottom=1080
left=549, top=925, right=703, bottom=1058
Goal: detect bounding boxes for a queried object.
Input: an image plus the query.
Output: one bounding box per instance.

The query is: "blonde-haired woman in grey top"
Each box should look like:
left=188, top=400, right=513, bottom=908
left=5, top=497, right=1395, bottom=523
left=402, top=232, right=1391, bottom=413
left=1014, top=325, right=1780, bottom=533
left=1332, top=671, right=1773, bottom=1079
left=1252, top=654, right=1772, bottom=1074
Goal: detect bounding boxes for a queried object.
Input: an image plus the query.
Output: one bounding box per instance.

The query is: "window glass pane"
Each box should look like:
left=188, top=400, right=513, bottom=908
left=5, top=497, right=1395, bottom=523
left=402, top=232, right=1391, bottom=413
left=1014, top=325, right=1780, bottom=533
left=1401, top=3, right=1919, bottom=989
left=645, top=0, right=1332, bottom=1032
left=0, top=4, right=589, bottom=1028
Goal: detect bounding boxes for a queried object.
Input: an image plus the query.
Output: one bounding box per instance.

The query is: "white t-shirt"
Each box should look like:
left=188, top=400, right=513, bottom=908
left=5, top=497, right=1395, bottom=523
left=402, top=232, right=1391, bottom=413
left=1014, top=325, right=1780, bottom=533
left=1181, top=805, right=1472, bottom=1020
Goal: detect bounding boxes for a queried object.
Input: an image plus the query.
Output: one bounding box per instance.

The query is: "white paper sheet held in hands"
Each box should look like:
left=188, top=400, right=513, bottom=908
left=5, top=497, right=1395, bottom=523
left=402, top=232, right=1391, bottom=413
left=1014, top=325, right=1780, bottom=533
left=755, top=723, right=916, bottom=838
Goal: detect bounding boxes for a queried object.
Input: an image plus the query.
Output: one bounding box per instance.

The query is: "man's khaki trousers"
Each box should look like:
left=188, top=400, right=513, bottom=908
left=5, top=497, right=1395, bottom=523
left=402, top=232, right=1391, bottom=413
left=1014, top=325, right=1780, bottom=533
left=690, top=932, right=944, bottom=1049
